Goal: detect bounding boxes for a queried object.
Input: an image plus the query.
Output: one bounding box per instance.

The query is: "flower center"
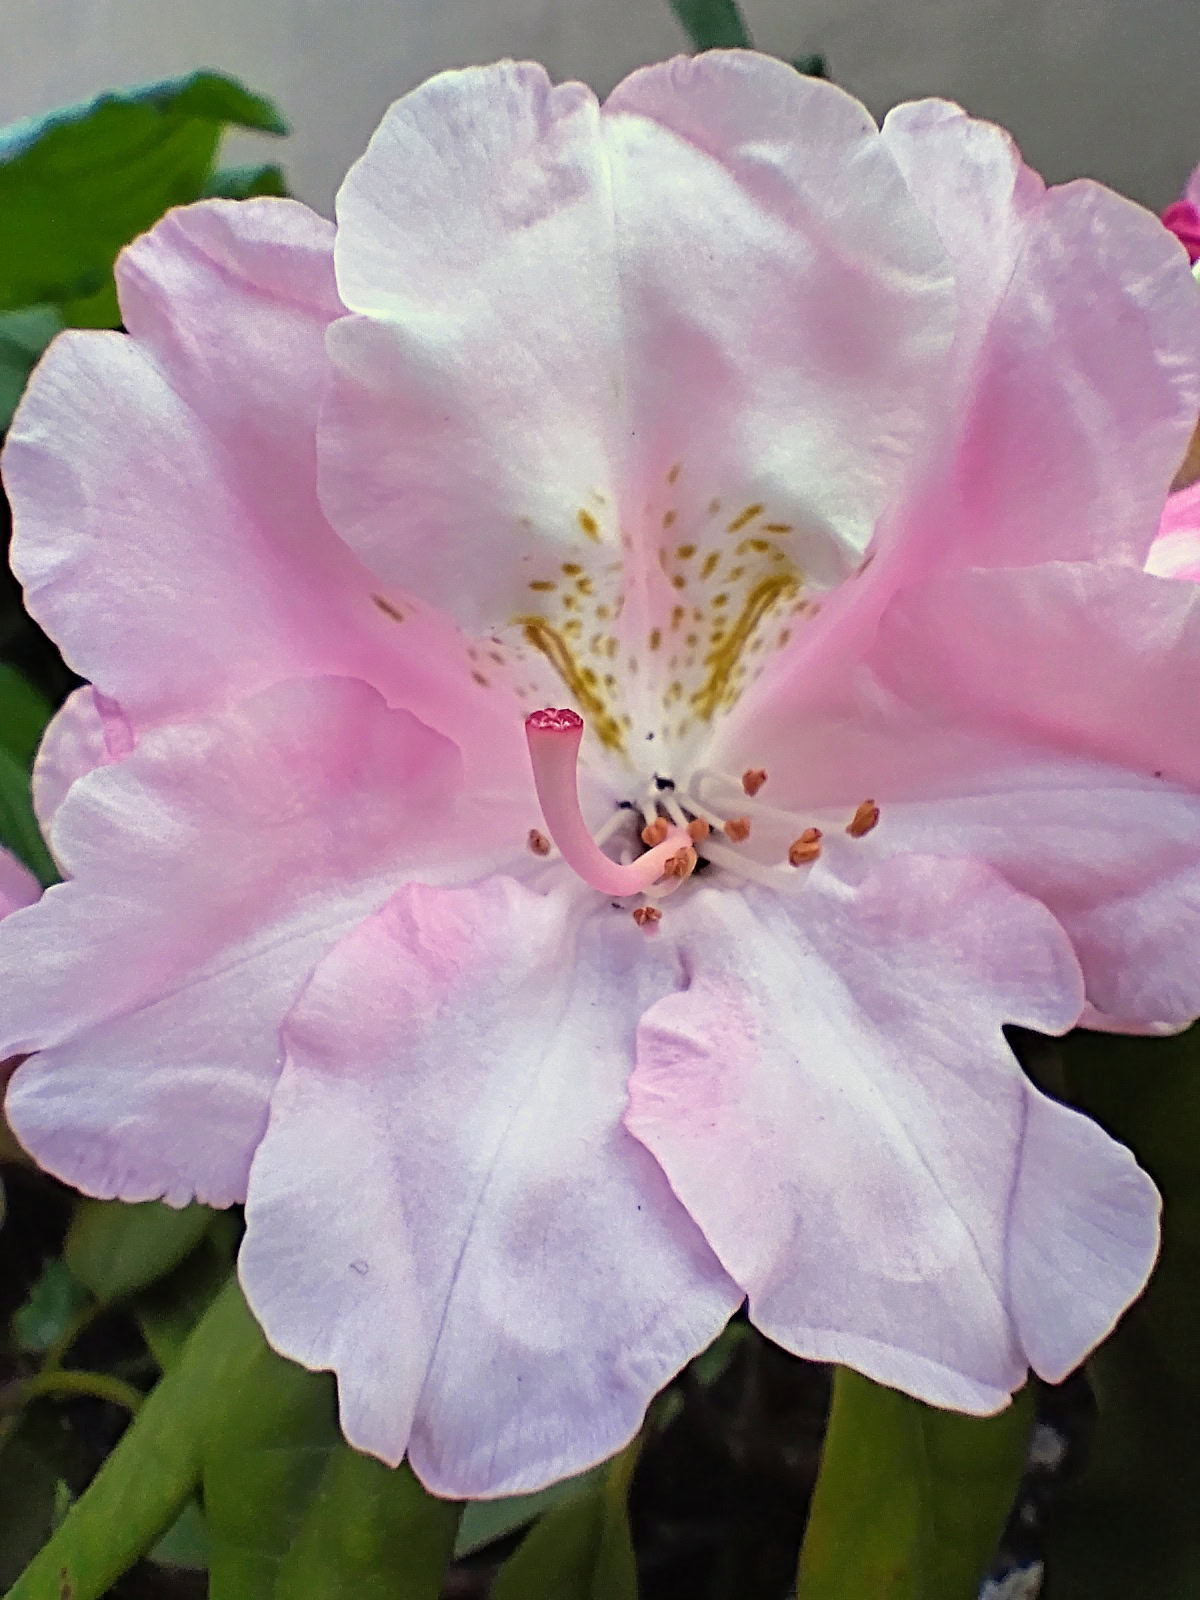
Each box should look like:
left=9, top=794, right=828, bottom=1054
left=490, top=466, right=854, bottom=774
left=525, top=708, right=879, bottom=924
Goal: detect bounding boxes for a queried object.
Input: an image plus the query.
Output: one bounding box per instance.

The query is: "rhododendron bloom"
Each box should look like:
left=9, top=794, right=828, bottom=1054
left=0, top=849, right=38, bottom=920
left=1149, top=478, right=1200, bottom=580
left=3, top=53, right=1200, bottom=1498
left=1162, top=162, right=1200, bottom=263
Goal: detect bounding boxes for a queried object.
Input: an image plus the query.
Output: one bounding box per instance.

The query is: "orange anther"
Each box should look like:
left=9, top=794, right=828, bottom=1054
left=686, top=818, right=711, bottom=841
left=846, top=800, right=880, bottom=838
left=788, top=827, right=822, bottom=866
left=724, top=817, right=751, bottom=842
left=663, top=846, right=698, bottom=880
left=632, top=905, right=662, bottom=929
left=741, top=768, right=767, bottom=796
left=527, top=829, right=552, bottom=857
left=641, top=816, right=669, bottom=846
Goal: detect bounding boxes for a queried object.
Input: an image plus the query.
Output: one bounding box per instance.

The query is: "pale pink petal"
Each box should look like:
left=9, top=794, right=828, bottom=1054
left=1006, top=1084, right=1161, bottom=1380
left=3, top=199, right=519, bottom=784
left=5, top=200, right=344, bottom=726
left=31, top=686, right=131, bottom=834
left=728, top=562, right=1200, bottom=1028
left=0, top=849, right=39, bottom=916
left=240, top=877, right=740, bottom=1496
left=882, top=101, right=1200, bottom=570
left=1076, top=1005, right=1178, bottom=1037
left=2, top=677, right=463, bottom=1208
left=1147, top=479, right=1200, bottom=580
left=320, top=54, right=955, bottom=636
left=627, top=863, right=1156, bottom=1408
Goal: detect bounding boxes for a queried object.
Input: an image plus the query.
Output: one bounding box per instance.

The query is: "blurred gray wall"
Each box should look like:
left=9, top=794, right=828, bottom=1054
left=3, top=0, right=1199, bottom=215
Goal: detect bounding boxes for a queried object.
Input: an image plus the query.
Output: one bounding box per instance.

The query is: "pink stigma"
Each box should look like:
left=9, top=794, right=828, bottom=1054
left=526, top=706, right=585, bottom=735
left=524, top=709, right=691, bottom=896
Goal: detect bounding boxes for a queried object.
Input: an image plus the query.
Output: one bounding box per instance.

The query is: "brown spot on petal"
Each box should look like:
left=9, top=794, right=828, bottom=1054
left=577, top=509, right=601, bottom=540
left=742, top=768, right=767, bottom=796
left=847, top=800, right=880, bottom=838
left=527, top=829, right=551, bottom=857
left=727, top=503, right=764, bottom=533
left=371, top=594, right=405, bottom=622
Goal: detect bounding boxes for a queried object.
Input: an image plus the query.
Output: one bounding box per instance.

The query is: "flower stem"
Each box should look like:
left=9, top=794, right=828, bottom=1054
left=3, top=1368, right=144, bottom=1415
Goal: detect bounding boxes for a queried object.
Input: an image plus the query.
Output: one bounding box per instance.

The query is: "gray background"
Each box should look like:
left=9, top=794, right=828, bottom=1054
left=3, top=0, right=1199, bottom=216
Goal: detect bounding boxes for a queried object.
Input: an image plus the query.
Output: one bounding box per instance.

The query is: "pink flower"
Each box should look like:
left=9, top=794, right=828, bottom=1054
left=3, top=54, right=1200, bottom=1496
left=1162, top=162, right=1200, bottom=262
left=1148, top=478, right=1200, bottom=581
left=0, top=849, right=38, bottom=919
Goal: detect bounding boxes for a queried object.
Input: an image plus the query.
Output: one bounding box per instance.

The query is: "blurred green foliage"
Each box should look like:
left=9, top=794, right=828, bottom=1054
left=797, top=1373, right=1033, bottom=1599
left=0, top=71, right=288, bottom=327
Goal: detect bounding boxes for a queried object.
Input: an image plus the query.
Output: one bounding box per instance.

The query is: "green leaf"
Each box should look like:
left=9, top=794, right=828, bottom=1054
left=0, top=306, right=62, bottom=431
left=201, top=1335, right=339, bottom=1598
left=132, top=72, right=288, bottom=135
left=0, top=742, right=56, bottom=884
left=491, top=1437, right=641, bottom=1600
left=275, top=1450, right=461, bottom=1600
left=668, top=0, right=753, bottom=50
left=1043, top=1025, right=1200, bottom=1597
left=0, top=667, right=52, bottom=885
left=65, top=1197, right=215, bottom=1304
left=6, top=1279, right=263, bottom=1599
left=0, top=70, right=288, bottom=319
left=203, top=162, right=289, bottom=200
left=792, top=52, right=830, bottom=78
left=12, top=1258, right=90, bottom=1353
left=7, top=1269, right=454, bottom=1600
left=133, top=1225, right=239, bottom=1372
left=0, top=1425, right=64, bottom=1587
left=0, top=664, right=53, bottom=766
left=150, top=1498, right=210, bottom=1571
left=796, top=1370, right=1033, bottom=1600
left=454, top=1467, right=603, bottom=1559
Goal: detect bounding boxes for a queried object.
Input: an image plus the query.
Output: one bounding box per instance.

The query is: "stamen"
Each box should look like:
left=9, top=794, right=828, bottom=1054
left=632, top=905, right=662, bottom=930
left=847, top=799, right=881, bottom=838
left=724, top=816, right=751, bottom=842
left=742, top=768, right=768, bottom=796
left=694, top=836, right=804, bottom=890
left=641, top=817, right=670, bottom=846
left=788, top=827, right=822, bottom=866
left=527, top=828, right=551, bottom=857
left=662, top=846, right=698, bottom=881
left=686, top=818, right=710, bottom=842
left=525, top=709, right=692, bottom=896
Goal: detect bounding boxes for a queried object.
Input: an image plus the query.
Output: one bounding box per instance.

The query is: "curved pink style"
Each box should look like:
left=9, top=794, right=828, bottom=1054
left=1, top=53, right=1199, bottom=1497
left=525, top=709, right=690, bottom=895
